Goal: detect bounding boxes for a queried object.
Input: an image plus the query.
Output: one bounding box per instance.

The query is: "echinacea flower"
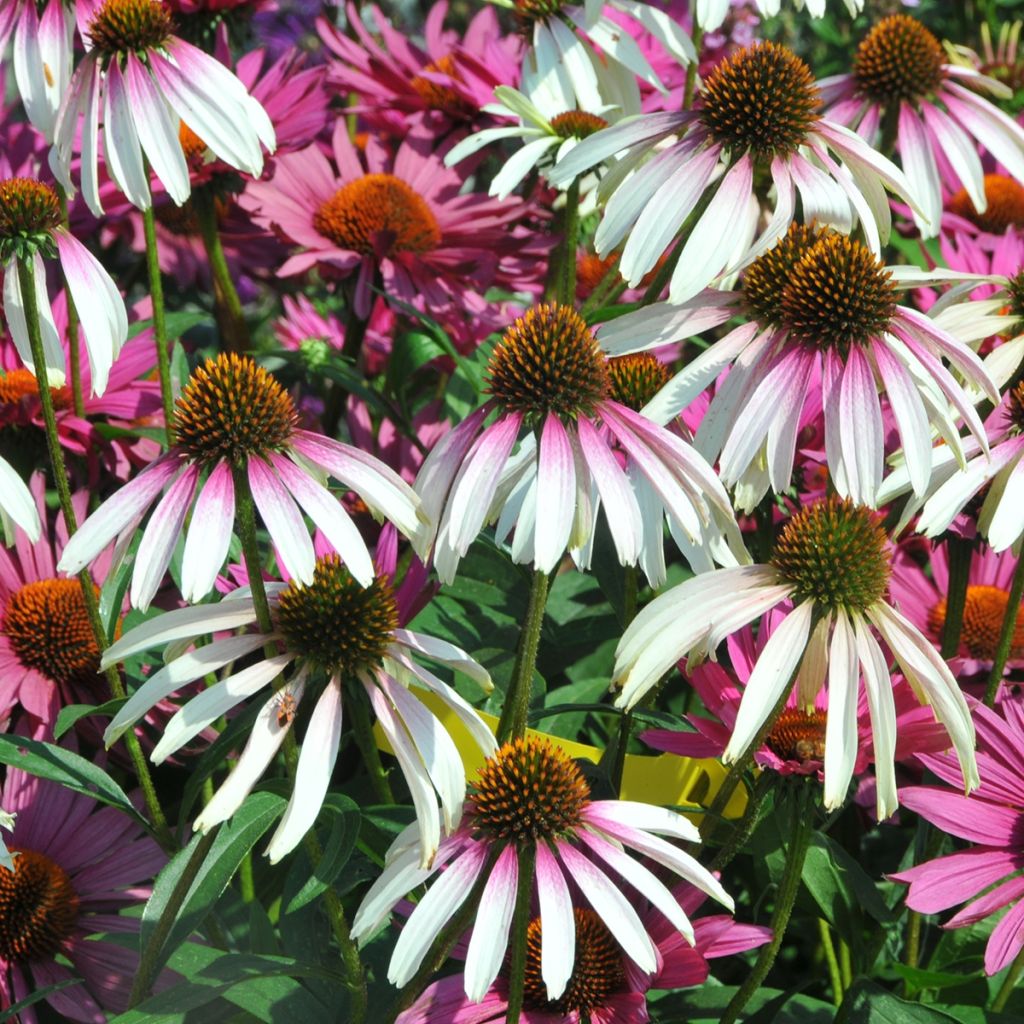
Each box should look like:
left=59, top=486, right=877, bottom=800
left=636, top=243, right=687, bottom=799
left=892, top=699, right=1024, bottom=976
left=51, top=0, right=275, bottom=215
left=352, top=735, right=732, bottom=1003
left=242, top=123, right=536, bottom=320
left=0, top=766, right=165, bottom=1021
left=944, top=173, right=1024, bottom=243
left=549, top=41, right=919, bottom=303
left=101, top=552, right=495, bottom=864
left=613, top=496, right=980, bottom=820
left=414, top=304, right=742, bottom=584
left=9, top=0, right=73, bottom=142
left=821, top=15, right=1024, bottom=235
left=399, top=886, right=770, bottom=1024
left=599, top=224, right=1000, bottom=510
left=0, top=177, right=127, bottom=394
left=57, top=353, right=428, bottom=610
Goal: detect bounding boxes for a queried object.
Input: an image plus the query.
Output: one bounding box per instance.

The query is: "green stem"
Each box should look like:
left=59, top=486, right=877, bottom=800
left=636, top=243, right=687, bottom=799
left=231, top=466, right=276, bottom=639
left=349, top=684, right=395, bottom=804
left=719, top=790, right=814, bottom=1024
left=839, top=938, right=853, bottom=989
left=193, top=189, right=249, bottom=353
left=56, top=186, right=85, bottom=417
left=141, top=201, right=175, bottom=445
left=239, top=851, right=255, bottom=904
left=818, top=918, right=844, bottom=1006
left=504, top=843, right=537, bottom=1024
left=129, top=827, right=219, bottom=1006
left=496, top=569, right=550, bottom=743
left=984, top=554, right=1024, bottom=707
left=905, top=908, right=923, bottom=974
left=707, top=771, right=774, bottom=872
left=17, top=255, right=172, bottom=850
left=610, top=567, right=640, bottom=793
left=558, top=177, right=582, bottom=306
left=992, top=943, right=1024, bottom=1012
left=940, top=537, right=973, bottom=659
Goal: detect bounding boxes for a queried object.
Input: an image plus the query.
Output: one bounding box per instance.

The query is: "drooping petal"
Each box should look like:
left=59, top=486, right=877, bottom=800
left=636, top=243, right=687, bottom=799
left=823, top=610, right=860, bottom=811
left=463, top=844, right=518, bottom=1001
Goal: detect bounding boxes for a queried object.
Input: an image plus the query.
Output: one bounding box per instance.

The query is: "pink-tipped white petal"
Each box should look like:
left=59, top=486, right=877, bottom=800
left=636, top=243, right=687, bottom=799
left=852, top=617, right=898, bottom=821
left=823, top=611, right=860, bottom=811
left=181, top=461, right=235, bottom=603
left=4, top=253, right=65, bottom=386
left=535, top=843, right=575, bottom=1000
left=248, top=456, right=316, bottom=586
left=463, top=845, right=518, bottom=1001
left=534, top=414, right=576, bottom=573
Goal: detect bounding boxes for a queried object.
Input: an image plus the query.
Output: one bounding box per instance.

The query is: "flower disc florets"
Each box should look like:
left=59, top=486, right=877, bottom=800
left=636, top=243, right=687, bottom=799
left=0, top=368, right=73, bottom=411
left=766, top=708, right=828, bottom=763
left=4, top=580, right=102, bottom=684
left=513, top=0, right=565, bottom=22
left=771, top=497, right=890, bottom=612
left=700, top=42, right=821, bottom=159
left=523, top=908, right=624, bottom=1013
left=852, top=15, right=944, bottom=105
left=947, top=175, right=1024, bottom=234
left=0, top=849, right=79, bottom=961
left=606, top=354, right=669, bottom=412
left=274, top=555, right=398, bottom=678
left=929, top=585, right=1024, bottom=661
left=486, top=304, right=609, bottom=422
left=410, top=55, right=473, bottom=116
left=173, top=353, right=297, bottom=467
left=779, top=234, right=898, bottom=352
left=743, top=222, right=824, bottom=327
left=0, top=178, right=61, bottom=261
left=88, top=0, right=175, bottom=58
left=313, top=174, right=441, bottom=258
left=549, top=111, right=609, bottom=140
left=469, top=736, right=590, bottom=842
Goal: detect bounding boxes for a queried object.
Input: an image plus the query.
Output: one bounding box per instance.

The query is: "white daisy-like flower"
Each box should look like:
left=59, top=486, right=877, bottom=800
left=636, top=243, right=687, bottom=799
left=101, top=553, right=496, bottom=866
left=613, top=496, right=979, bottom=821
left=695, top=0, right=863, bottom=31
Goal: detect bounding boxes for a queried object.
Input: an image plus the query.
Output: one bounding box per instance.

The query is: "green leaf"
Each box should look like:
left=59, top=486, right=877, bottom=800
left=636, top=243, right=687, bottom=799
left=386, top=330, right=445, bottom=398
left=140, top=791, right=286, bottom=976
left=0, top=978, right=82, bottom=1021
left=0, top=735, right=142, bottom=822
left=54, top=699, right=125, bottom=739
left=838, top=980, right=964, bottom=1023
left=888, top=963, right=983, bottom=996
left=98, top=536, right=137, bottom=643
left=286, top=794, right=361, bottom=913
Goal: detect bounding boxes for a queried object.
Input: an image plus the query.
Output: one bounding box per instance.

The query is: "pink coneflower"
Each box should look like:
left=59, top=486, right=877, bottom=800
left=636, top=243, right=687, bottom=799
left=399, top=886, right=770, bottom=1023
left=820, top=15, right=1024, bottom=236
left=51, top=0, right=275, bottom=215
left=101, top=551, right=496, bottom=865
left=0, top=766, right=165, bottom=1021
left=549, top=41, right=919, bottom=302
left=242, top=123, right=535, bottom=320
left=57, top=353, right=427, bottom=610
left=892, top=699, right=1024, bottom=976
left=598, top=224, right=1000, bottom=510
left=642, top=617, right=950, bottom=817
left=0, top=177, right=127, bottom=395
left=9, top=0, right=73, bottom=141
left=613, top=496, right=979, bottom=820
left=318, top=2, right=521, bottom=133
left=414, top=304, right=741, bottom=584
left=943, top=174, right=1024, bottom=245
left=891, top=540, right=1024, bottom=680
left=352, top=735, right=732, bottom=1003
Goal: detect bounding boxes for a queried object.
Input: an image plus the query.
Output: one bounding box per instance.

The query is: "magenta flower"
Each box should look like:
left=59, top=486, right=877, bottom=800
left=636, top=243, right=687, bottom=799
left=353, top=736, right=732, bottom=1004
left=0, top=766, right=165, bottom=1021
left=398, top=885, right=770, bottom=1024
left=241, top=123, right=535, bottom=318
left=821, top=14, right=1024, bottom=235
left=414, top=304, right=741, bottom=584
left=893, top=699, right=1024, bottom=975
left=57, top=353, right=427, bottom=610
left=52, top=0, right=275, bottom=215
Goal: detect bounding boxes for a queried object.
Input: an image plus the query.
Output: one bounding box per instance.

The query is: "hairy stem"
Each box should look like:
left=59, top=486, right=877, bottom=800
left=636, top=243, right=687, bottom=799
left=940, top=536, right=973, bottom=659
left=141, top=201, right=175, bottom=445
left=496, top=569, right=550, bottom=743
left=194, top=188, right=250, bottom=353
left=504, top=844, right=537, bottom=1024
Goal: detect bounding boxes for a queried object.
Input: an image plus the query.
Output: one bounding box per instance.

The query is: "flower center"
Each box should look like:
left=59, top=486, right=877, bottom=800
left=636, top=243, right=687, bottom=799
left=928, top=584, right=1024, bottom=662
left=606, top=354, right=669, bottom=412
left=312, top=174, right=441, bottom=258
left=173, top=353, right=297, bottom=466
left=0, top=179, right=61, bottom=260
left=469, top=736, right=590, bottom=842
left=4, top=579, right=102, bottom=684
left=274, top=555, right=398, bottom=678
left=0, top=849, right=80, bottom=962
left=700, top=42, right=821, bottom=159
left=576, top=252, right=617, bottom=296
left=88, top=0, right=174, bottom=57
left=771, top=497, right=890, bottom=612
left=409, top=55, right=471, bottom=115
left=486, top=303, right=609, bottom=422
left=0, top=368, right=73, bottom=411
left=549, top=111, right=609, bottom=140
left=947, top=175, right=1024, bottom=235
left=743, top=222, right=825, bottom=327
left=512, top=0, right=565, bottom=22
left=853, top=15, right=944, bottom=105
left=779, top=233, right=898, bottom=351
left=179, top=121, right=207, bottom=163
left=523, top=908, right=625, bottom=1013
left=765, top=708, right=828, bottom=763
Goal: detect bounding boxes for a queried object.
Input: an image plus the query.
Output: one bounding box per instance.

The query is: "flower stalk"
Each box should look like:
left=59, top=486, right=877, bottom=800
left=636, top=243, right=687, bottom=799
left=193, top=188, right=250, bottom=353
left=141, top=198, right=175, bottom=446
left=56, top=185, right=85, bottom=417
left=504, top=843, right=537, bottom=1024
left=496, top=569, right=550, bottom=742
left=984, top=553, right=1024, bottom=707
left=940, top=536, right=973, bottom=658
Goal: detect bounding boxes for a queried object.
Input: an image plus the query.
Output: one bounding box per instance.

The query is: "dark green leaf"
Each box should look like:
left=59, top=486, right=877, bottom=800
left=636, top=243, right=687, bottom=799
left=838, top=980, right=964, bottom=1023
left=0, top=978, right=82, bottom=1021
left=286, top=794, right=361, bottom=913
left=54, top=699, right=125, bottom=739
